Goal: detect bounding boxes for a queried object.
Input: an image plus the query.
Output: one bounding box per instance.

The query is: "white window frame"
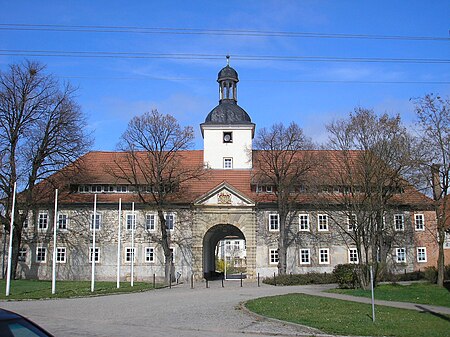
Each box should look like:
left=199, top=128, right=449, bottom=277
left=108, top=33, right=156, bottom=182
left=268, top=213, right=280, bottom=232
left=319, top=248, right=330, bottom=264
left=394, top=214, right=404, bottom=231
left=347, top=214, right=357, bottom=231
left=38, top=211, right=48, bottom=231
left=165, top=213, right=175, bottom=231
left=91, top=185, right=103, bottom=193
left=266, top=185, right=273, bottom=193
left=18, top=248, right=27, bottom=262
left=317, top=214, right=328, bottom=232
left=90, top=213, right=102, bottom=231
left=145, top=213, right=156, bottom=231
left=269, top=249, right=279, bottom=265
left=126, top=213, right=137, bottom=231
left=223, top=157, right=233, bottom=169
left=57, top=213, right=68, bottom=230
left=395, top=247, right=406, bottom=263
left=348, top=248, right=359, bottom=264
left=299, top=214, right=310, bottom=231
left=144, top=246, right=155, bottom=263
left=56, top=247, right=66, bottom=263
left=414, top=214, right=425, bottom=231
left=89, top=247, right=100, bottom=263
left=125, top=247, right=135, bottom=263
left=417, top=247, right=427, bottom=263
left=36, top=247, right=47, bottom=263
left=300, top=248, right=310, bottom=265
left=256, top=185, right=263, bottom=193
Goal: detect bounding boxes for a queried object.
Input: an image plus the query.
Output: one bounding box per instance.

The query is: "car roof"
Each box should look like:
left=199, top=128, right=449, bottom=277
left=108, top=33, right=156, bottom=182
left=0, top=309, right=23, bottom=320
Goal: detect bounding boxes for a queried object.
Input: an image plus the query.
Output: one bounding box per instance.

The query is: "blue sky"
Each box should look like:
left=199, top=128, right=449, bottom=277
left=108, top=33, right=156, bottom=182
left=1, top=1, right=449, bottom=150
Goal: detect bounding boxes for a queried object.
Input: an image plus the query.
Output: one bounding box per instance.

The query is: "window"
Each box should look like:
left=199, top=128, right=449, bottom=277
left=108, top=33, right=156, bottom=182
left=18, top=248, right=27, bottom=262
left=269, top=249, right=279, bottom=265
left=145, top=247, right=155, bottom=263
left=396, top=248, right=406, bottom=263
left=269, top=213, right=279, bottom=231
left=22, top=216, right=28, bottom=229
left=165, top=213, right=174, bottom=231
left=146, top=214, right=156, bottom=231
left=223, top=131, right=233, bottom=143
left=89, top=247, right=100, bottom=263
left=58, top=214, right=68, bottom=230
left=415, top=214, right=425, bottom=231
left=38, top=212, right=48, bottom=230
left=125, top=247, right=135, bottom=263
left=266, top=185, right=273, bottom=193
left=319, top=248, right=330, bottom=264
left=165, top=248, right=175, bottom=263
left=223, top=158, right=233, bottom=169
left=90, top=213, right=101, bottom=230
left=348, top=248, right=359, bottom=264
left=318, top=214, right=328, bottom=231
left=126, top=213, right=136, bottom=230
left=78, top=185, right=90, bottom=193
left=299, top=214, right=310, bottom=231
left=417, top=247, right=427, bottom=262
left=92, top=185, right=103, bottom=193
left=36, top=247, right=46, bottom=263
left=117, top=185, right=128, bottom=193
left=394, top=214, right=404, bottom=231
left=347, top=214, right=357, bottom=231
left=300, top=249, right=310, bottom=264
left=56, top=247, right=66, bottom=263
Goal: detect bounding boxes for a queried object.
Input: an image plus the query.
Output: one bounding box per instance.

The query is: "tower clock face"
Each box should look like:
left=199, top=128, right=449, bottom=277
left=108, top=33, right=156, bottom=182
left=223, top=132, right=232, bottom=143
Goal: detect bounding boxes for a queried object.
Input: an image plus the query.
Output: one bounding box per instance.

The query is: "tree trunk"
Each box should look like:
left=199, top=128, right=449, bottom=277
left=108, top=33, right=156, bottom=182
left=437, top=224, right=445, bottom=287
left=157, top=209, right=172, bottom=284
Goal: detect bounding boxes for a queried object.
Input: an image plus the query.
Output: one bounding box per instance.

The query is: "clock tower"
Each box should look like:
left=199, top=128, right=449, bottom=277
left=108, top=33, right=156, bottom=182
left=201, top=57, right=255, bottom=169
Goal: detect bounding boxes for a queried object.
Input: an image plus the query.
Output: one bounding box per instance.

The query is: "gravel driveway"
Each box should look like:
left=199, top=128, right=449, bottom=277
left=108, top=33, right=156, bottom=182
left=0, top=280, right=329, bottom=337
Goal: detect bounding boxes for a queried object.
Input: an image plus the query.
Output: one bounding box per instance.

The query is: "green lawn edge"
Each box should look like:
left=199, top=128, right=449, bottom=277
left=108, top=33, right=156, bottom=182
left=245, top=293, right=450, bottom=337
left=0, top=280, right=164, bottom=301
left=327, top=282, right=450, bottom=308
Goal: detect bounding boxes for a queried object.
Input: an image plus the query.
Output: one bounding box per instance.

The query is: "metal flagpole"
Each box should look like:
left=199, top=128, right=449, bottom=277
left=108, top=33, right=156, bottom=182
left=91, top=194, right=97, bottom=292
left=116, top=198, right=122, bottom=288
left=131, top=202, right=135, bottom=287
left=51, top=189, right=58, bottom=294
left=5, top=181, right=17, bottom=297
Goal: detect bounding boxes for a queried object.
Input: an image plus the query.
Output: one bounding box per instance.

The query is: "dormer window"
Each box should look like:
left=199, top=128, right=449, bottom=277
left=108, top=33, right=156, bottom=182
left=223, top=132, right=233, bottom=143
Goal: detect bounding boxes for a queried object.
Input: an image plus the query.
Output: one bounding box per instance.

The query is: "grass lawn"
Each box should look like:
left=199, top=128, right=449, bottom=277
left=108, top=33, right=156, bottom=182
left=246, top=293, right=450, bottom=337
left=0, top=279, right=161, bottom=300
left=328, top=282, right=450, bottom=308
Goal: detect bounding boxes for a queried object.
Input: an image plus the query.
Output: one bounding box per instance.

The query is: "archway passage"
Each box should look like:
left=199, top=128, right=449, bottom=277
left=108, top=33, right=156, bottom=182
left=202, top=224, right=246, bottom=280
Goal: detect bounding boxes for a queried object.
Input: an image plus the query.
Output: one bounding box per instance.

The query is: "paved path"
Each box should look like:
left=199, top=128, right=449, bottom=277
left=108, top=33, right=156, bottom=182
left=1, top=281, right=449, bottom=337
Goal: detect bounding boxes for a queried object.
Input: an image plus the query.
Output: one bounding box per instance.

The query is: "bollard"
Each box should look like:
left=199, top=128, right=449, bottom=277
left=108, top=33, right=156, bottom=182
left=153, top=274, right=156, bottom=289
left=206, top=279, right=209, bottom=288
left=221, top=275, right=224, bottom=288
left=191, top=273, right=194, bottom=289
left=274, top=272, right=276, bottom=286
left=169, top=273, right=172, bottom=289
left=240, top=272, right=243, bottom=287
left=258, top=273, right=260, bottom=287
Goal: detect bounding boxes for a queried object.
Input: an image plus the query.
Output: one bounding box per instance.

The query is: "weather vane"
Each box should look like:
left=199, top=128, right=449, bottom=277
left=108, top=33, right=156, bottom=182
left=226, top=55, right=230, bottom=66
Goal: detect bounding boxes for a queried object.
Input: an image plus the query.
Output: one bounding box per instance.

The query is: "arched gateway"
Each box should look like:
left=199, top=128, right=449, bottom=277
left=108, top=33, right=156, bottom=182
left=202, top=224, right=246, bottom=279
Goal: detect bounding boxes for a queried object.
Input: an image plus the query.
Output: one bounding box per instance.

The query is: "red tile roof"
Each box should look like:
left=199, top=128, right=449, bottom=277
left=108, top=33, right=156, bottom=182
left=34, top=150, right=433, bottom=209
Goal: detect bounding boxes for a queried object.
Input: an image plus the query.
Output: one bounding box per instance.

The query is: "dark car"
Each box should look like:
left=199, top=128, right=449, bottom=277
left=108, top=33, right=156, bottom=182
left=0, top=308, right=54, bottom=337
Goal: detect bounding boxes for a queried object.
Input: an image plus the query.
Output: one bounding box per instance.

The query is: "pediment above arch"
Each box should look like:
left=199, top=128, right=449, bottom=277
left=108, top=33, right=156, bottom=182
left=194, top=182, right=254, bottom=207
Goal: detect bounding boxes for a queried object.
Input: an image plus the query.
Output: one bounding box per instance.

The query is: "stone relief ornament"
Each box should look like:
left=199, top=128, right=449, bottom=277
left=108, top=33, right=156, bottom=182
left=217, top=191, right=232, bottom=204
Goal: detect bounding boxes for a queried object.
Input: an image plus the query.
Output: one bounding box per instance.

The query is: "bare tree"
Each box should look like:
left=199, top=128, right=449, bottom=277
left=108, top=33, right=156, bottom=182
left=325, top=107, right=415, bottom=288
left=253, top=122, right=315, bottom=275
left=0, top=60, right=91, bottom=278
left=114, top=109, right=205, bottom=282
left=414, top=94, right=450, bottom=287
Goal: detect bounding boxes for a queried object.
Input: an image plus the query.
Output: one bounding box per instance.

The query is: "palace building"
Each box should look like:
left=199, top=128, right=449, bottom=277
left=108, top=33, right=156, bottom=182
left=12, top=61, right=441, bottom=282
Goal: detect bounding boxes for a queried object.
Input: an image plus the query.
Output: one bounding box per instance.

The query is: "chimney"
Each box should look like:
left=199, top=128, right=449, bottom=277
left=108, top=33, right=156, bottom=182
left=431, top=164, right=442, bottom=201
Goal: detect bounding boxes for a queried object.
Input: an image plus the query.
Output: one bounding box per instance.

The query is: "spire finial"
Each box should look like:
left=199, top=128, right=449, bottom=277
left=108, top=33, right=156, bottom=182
left=226, top=55, right=230, bottom=66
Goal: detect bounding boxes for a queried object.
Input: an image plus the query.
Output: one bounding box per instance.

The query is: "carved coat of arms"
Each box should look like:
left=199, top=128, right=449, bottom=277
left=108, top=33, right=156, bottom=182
left=217, top=191, right=232, bottom=204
